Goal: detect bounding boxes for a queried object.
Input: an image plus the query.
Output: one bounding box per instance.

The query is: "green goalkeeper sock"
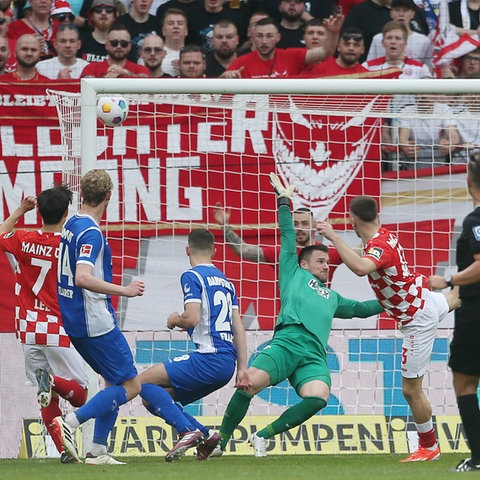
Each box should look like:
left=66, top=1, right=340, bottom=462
left=219, top=389, right=253, bottom=450
left=257, top=396, right=327, bottom=439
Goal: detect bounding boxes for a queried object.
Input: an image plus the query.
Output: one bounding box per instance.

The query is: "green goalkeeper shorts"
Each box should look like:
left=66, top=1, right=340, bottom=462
left=251, top=324, right=331, bottom=393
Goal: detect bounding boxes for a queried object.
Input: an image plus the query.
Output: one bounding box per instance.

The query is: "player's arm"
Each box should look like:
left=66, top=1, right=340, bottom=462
left=212, top=202, right=266, bottom=262
left=428, top=252, right=480, bottom=289
left=231, top=308, right=250, bottom=389
left=75, top=263, right=145, bottom=297
left=0, top=196, right=36, bottom=233
left=335, top=296, right=384, bottom=318
left=316, top=220, right=377, bottom=276
left=167, top=301, right=200, bottom=330
left=305, top=14, right=343, bottom=64
left=270, top=173, right=298, bottom=270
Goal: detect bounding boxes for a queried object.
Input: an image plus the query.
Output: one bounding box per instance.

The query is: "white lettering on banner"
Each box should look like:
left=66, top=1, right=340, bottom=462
left=164, top=95, right=269, bottom=154
left=231, top=94, right=269, bottom=153
left=97, top=160, right=120, bottom=222
left=0, top=158, right=63, bottom=224
left=0, top=126, right=33, bottom=156
left=111, top=126, right=151, bottom=156
left=39, top=161, right=63, bottom=193
left=37, top=127, right=62, bottom=157
left=197, top=122, right=228, bottom=152
left=167, top=124, right=181, bottom=153
left=0, top=161, right=36, bottom=224
left=0, top=94, right=52, bottom=107
left=166, top=156, right=202, bottom=221
left=123, top=158, right=161, bottom=221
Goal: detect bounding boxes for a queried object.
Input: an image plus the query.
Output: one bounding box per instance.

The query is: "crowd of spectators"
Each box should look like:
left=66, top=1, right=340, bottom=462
left=1, top=0, right=480, bottom=170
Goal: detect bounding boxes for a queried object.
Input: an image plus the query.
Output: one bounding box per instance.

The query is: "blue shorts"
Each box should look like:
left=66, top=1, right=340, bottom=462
left=165, top=350, right=236, bottom=406
left=70, top=327, right=137, bottom=385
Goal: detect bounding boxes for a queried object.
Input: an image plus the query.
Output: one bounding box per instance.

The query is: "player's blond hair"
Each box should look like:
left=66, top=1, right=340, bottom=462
left=81, top=169, right=113, bottom=207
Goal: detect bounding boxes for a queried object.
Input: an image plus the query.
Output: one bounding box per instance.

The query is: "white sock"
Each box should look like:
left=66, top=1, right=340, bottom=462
left=64, top=412, right=80, bottom=428
left=90, top=443, right=108, bottom=457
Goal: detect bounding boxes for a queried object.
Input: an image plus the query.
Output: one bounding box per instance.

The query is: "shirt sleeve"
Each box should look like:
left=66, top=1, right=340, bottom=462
left=76, top=227, right=104, bottom=267
left=181, top=270, right=203, bottom=304
left=335, top=296, right=384, bottom=318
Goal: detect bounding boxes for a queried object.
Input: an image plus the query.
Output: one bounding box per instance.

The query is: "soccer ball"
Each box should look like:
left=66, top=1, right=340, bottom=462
left=96, top=96, right=129, bottom=126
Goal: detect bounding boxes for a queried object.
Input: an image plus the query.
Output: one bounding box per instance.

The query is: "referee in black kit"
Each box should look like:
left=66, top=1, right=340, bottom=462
left=428, top=151, right=480, bottom=472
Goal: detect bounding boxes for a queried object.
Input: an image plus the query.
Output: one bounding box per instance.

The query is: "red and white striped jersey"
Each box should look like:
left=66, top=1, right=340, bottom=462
left=0, top=229, right=70, bottom=347
left=364, top=227, right=426, bottom=324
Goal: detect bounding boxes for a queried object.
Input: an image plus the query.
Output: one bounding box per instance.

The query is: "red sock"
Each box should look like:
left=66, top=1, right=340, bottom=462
left=52, top=376, right=87, bottom=407
left=41, top=396, right=63, bottom=454
left=418, top=428, right=437, bottom=449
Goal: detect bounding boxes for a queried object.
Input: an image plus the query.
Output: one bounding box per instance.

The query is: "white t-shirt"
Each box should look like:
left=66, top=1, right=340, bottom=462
left=36, top=57, right=90, bottom=79
left=162, top=45, right=181, bottom=77
left=398, top=102, right=457, bottom=167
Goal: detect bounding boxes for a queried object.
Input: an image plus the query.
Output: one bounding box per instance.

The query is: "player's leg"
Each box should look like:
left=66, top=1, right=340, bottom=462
left=53, top=329, right=139, bottom=464
left=141, top=381, right=199, bottom=433
left=141, top=351, right=236, bottom=462
left=218, top=365, right=270, bottom=453
left=43, top=345, right=88, bottom=407
left=452, top=372, right=480, bottom=470
left=254, top=346, right=330, bottom=445
left=23, top=345, right=70, bottom=460
left=449, top=301, right=480, bottom=471
left=399, top=292, right=445, bottom=462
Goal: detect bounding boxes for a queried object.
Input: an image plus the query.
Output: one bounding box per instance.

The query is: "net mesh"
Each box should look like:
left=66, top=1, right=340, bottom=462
left=46, top=86, right=474, bottom=455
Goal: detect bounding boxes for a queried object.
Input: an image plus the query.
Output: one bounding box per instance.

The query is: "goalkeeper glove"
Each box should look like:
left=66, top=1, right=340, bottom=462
left=269, top=173, right=296, bottom=206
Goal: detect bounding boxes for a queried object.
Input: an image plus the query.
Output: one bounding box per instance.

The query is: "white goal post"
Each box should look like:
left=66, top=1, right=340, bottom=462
left=44, top=78, right=479, bottom=457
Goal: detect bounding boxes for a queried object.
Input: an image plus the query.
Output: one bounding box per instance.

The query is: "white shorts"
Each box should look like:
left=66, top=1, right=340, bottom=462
left=399, top=289, right=449, bottom=379
left=22, top=343, right=88, bottom=388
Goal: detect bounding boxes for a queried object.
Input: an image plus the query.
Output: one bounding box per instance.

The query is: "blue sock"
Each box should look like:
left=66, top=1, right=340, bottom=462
left=141, top=383, right=194, bottom=434
left=92, top=408, right=119, bottom=447
left=182, top=410, right=209, bottom=437
left=75, top=385, right=127, bottom=424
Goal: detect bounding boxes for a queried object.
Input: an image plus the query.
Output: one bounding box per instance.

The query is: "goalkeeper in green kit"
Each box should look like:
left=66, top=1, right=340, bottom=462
left=213, top=173, right=384, bottom=458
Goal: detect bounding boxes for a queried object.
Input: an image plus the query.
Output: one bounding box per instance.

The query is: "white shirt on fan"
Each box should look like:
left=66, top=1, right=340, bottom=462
left=36, top=57, right=90, bottom=79
left=162, top=46, right=181, bottom=77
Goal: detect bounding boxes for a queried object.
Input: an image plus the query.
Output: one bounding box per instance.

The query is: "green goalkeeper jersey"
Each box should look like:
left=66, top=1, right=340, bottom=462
left=275, top=205, right=383, bottom=353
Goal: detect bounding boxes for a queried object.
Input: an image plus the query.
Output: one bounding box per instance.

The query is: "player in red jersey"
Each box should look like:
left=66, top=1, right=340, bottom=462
left=212, top=203, right=341, bottom=283
left=0, top=187, right=88, bottom=464
left=317, top=195, right=460, bottom=463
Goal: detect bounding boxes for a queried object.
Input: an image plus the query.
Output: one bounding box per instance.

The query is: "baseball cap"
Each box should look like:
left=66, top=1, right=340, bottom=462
left=51, top=0, right=74, bottom=16
left=391, top=0, right=416, bottom=9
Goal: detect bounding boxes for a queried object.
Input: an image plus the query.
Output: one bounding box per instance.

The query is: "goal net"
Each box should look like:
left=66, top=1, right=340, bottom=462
left=45, top=78, right=476, bottom=457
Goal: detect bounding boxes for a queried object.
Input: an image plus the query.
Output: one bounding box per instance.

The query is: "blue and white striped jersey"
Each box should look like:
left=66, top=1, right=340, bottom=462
left=57, top=213, right=117, bottom=338
left=181, top=263, right=239, bottom=354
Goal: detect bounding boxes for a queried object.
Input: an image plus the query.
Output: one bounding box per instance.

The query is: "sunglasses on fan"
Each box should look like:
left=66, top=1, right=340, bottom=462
left=109, top=39, right=130, bottom=48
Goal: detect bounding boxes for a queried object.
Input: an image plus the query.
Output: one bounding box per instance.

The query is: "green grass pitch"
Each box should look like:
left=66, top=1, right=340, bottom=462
left=0, top=453, right=467, bottom=480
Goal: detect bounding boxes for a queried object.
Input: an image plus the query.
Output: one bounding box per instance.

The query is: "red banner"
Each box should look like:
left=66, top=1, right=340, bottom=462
left=0, top=81, right=393, bottom=331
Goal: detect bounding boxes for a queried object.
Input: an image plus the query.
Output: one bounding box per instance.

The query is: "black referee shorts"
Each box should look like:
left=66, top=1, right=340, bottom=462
left=449, top=300, right=480, bottom=376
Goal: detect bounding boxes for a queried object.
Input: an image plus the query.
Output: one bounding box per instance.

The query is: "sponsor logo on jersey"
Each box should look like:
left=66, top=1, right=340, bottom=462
left=183, top=283, right=191, bottom=293
left=308, top=279, right=330, bottom=298
left=366, top=247, right=383, bottom=261
left=80, top=244, right=92, bottom=257
left=473, top=225, right=480, bottom=241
